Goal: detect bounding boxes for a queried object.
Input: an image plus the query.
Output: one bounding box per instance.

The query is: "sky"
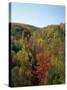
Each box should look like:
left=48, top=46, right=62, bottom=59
left=10, top=3, right=65, bottom=27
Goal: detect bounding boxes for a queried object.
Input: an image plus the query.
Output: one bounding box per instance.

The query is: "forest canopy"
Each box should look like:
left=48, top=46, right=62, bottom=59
left=10, top=23, right=65, bottom=87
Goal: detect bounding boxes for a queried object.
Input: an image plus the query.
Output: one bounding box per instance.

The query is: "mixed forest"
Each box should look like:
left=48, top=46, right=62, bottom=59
left=10, top=23, right=65, bottom=87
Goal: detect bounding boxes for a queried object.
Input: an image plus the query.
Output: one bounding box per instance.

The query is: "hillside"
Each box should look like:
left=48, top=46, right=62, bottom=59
left=10, top=23, right=65, bottom=86
left=10, top=23, right=39, bottom=32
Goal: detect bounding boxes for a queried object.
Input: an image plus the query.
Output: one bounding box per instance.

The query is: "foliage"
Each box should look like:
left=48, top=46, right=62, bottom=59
left=10, top=23, right=65, bottom=86
left=47, top=60, right=65, bottom=84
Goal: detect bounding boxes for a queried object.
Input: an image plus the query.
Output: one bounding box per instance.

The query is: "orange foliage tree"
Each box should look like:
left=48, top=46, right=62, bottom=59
left=33, top=47, right=50, bottom=85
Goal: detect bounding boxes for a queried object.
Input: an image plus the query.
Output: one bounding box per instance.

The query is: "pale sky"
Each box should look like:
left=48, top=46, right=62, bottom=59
left=10, top=3, right=65, bottom=27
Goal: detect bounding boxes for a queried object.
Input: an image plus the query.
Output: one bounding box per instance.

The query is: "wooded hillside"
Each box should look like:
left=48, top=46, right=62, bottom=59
left=10, top=23, right=65, bottom=87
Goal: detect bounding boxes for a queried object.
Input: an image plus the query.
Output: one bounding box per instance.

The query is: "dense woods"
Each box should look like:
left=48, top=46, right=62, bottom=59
left=10, top=23, right=65, bottom=86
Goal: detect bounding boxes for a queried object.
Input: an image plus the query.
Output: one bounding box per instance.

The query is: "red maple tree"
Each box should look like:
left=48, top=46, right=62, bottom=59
left=34, top=47, right=50, bottom=85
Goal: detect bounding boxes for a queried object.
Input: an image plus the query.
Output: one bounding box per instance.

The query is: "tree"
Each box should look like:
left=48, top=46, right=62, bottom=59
left=47, top=59, right=65, bottom=84
left=32, top=47, right=50, bottom=85
left=11, top=66, right=19, bottom=87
